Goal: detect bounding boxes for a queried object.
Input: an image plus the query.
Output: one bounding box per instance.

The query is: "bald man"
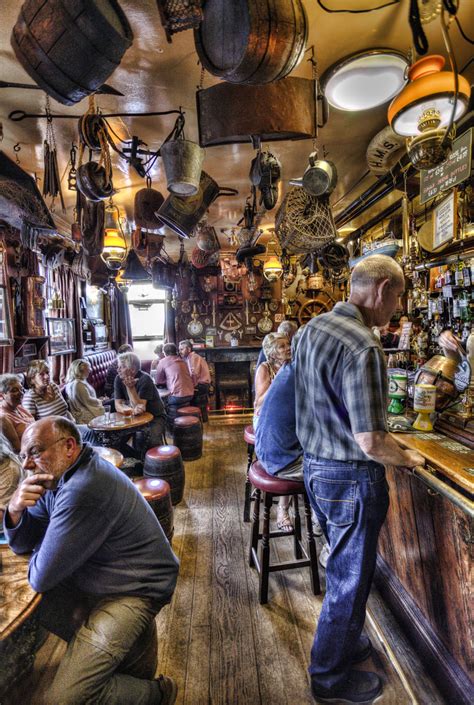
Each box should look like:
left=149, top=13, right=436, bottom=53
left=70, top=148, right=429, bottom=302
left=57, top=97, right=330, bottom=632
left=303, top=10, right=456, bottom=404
left=295, top=255, right=424, bottom=704
left=4, top=417, right=179, bottom=705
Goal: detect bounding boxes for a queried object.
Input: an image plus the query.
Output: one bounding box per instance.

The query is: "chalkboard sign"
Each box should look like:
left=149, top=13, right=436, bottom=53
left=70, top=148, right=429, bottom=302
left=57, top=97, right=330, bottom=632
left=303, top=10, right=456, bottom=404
left=420, top=129, right=472, bottom=205
left=433, top=191, right=457, bottom=250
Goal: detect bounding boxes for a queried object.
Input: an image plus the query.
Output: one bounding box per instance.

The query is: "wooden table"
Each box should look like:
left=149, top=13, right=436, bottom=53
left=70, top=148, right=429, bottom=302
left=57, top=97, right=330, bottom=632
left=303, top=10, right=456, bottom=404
left=89, top=411, right=153, bottom=447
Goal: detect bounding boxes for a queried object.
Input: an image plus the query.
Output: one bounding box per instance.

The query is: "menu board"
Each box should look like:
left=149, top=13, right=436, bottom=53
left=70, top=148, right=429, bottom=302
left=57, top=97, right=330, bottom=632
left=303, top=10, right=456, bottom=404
left=433, top=191, right=457, bottom=250
left=420, top=129, right=472, bottom=205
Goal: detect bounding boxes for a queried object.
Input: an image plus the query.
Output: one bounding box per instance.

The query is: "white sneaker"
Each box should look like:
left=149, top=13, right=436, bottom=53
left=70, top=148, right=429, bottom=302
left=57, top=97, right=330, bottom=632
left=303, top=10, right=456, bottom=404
left=319, top=544, right=330, bottom=569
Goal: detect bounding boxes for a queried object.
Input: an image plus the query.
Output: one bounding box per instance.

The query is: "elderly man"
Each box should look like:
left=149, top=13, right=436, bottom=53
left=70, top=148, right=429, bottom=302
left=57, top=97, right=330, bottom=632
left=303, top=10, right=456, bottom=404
left=115, top=351, right=166, bottom=451
left=179, top=339, right=211, bottom=421
left=295, top=255, right=424, bottom=705
left=104, top=343, right=133, bottom=398
left=154, top=343, right=195, bottom=422
left=4, top=417, right=179, bottom=705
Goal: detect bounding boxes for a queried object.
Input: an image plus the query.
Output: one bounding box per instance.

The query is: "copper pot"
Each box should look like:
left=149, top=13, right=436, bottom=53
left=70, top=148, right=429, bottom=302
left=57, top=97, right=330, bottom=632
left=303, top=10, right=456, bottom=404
left=414, top=355, right=459, bottom=411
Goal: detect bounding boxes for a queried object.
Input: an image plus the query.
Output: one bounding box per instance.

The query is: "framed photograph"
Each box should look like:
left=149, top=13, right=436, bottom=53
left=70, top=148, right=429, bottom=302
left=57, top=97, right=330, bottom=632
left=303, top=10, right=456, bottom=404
left=47, top=317, right=76, bottom=356
left=0, top=286, right=13, bottom=346
left=433, top=190, right=457, bottom=251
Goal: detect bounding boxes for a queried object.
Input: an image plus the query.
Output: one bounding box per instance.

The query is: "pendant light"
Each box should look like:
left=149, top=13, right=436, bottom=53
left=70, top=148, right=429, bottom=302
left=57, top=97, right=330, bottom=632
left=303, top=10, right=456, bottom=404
left=100, top=198, right=127, bottom=271
left=263, top=235, right=283, bottom=282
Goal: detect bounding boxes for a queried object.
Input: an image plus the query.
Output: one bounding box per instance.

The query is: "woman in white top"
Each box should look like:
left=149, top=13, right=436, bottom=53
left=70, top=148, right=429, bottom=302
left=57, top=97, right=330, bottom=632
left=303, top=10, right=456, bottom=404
left=65, top=359, right=105, bottom=424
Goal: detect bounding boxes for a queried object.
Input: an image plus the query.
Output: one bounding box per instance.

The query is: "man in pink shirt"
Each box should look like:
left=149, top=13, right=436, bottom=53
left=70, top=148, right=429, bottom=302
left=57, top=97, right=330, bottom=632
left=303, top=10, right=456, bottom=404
left=179, top=340, right=211, bottom=421
left=154, top=343, right=194, bottom=422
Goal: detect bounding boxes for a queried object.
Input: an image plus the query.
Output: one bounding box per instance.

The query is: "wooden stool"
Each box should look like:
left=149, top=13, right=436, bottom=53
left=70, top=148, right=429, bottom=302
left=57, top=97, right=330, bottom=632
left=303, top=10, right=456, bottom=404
left=243, top=425, right=256, bottom=523
left=173, top=415, right=203, bottom=461
left=93, top=446, right=124, bottom=468
left=144, top=445, right=185, bottom=505
left=248, top=461, right=320, bottom=604
left=177, top=405, right=203, bottom=428
left=133, top=477, right=174, bottom=543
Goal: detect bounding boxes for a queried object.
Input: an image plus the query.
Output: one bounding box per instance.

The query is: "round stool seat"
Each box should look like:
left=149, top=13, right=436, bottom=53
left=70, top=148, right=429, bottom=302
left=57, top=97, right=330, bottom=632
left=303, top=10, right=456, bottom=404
left=249, top=461, right=304, bottom=495
left=244, top=425, right=255, bottom=445
left=93, top=446, right=124, bottom=468
left=133, top=477, right=174, bottom=542
left=174, top=415, right=200, bottom=428
left=177, top=405, right=202, bottom=418
left=146, top=444, right=181, bottom=461
left=144, top=445, right=185, bottom=505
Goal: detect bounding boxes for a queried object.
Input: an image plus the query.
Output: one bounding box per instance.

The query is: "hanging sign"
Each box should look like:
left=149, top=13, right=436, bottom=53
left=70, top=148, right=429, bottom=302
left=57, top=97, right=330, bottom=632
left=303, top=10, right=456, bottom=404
left=420, top=129, right=472, bottom=205
left=433, top=191, right=457, bottom=250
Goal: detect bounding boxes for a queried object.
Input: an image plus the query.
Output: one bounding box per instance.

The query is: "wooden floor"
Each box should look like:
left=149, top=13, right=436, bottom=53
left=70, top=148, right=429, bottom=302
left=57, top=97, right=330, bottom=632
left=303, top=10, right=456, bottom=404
left=7, top=417, right=446, bottom=705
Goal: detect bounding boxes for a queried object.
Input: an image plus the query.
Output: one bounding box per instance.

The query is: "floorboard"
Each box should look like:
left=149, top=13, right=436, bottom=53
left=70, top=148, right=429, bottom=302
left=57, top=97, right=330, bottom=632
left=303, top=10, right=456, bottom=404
left=6, top=416, right=446, bottom=705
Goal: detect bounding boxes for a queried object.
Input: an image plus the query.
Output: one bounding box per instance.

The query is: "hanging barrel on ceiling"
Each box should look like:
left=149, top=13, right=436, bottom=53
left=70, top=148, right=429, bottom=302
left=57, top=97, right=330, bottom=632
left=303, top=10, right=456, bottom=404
left=194, top=0, right=307, bottom=85
left=11, top=0, right=133, bottom=106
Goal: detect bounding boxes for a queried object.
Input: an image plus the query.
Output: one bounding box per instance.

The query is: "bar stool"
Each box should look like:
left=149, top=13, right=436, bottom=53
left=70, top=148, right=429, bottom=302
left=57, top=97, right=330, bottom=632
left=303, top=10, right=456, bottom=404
left=243, top=425, right=256, bottom=523
left=144, top=445, right=185, bottom=505
left=133, top=477, right=174, bottom=543
left=248, top=460, right=320, bottom=605
left=173, top=415, right=203, bottom=461
left=177, top=405, right=203, bottom=428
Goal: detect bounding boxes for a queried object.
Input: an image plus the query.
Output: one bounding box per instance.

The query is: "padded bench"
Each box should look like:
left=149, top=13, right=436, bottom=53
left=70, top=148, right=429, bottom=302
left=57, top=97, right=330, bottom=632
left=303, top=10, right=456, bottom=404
left=84, top=350, right=117, bottom=397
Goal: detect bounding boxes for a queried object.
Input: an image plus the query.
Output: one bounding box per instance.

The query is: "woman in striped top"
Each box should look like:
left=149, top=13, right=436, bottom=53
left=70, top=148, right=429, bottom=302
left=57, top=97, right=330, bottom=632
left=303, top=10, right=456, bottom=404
left=23, top=360, right=74, bottom=422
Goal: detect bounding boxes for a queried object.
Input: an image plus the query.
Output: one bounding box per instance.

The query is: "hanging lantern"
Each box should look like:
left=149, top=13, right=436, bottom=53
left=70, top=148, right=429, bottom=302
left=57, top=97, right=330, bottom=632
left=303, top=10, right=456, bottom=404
left=100, top=199, right=127, bottom=270
left=262, top=235, right=283, bottom=282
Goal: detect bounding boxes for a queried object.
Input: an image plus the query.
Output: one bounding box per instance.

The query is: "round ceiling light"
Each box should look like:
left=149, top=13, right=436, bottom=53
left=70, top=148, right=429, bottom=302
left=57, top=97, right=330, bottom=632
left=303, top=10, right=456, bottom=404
left=321, top=49, right=409, bottom=111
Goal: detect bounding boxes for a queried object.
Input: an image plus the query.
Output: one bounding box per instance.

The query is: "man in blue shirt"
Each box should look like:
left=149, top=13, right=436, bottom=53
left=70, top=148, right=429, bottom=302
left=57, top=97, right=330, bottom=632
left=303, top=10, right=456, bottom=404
left=5, top=416, right=179, bottom=705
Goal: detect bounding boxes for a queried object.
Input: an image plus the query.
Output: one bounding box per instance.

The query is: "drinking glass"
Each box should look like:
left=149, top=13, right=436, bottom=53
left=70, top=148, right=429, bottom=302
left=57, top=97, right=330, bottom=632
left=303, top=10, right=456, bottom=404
left=104, top=408, right=111, bottom=425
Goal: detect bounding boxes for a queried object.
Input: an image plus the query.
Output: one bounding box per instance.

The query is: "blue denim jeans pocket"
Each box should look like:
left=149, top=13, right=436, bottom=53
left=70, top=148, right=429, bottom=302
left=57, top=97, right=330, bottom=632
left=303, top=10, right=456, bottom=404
left=312, top=476, right=357, bottom=527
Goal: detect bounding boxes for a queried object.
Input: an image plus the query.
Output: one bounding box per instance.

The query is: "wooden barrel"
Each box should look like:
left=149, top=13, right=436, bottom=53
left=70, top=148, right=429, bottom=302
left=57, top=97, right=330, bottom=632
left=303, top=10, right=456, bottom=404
left=144, top=445, right=185, bottom=505
left=11, top=0, right=133, bottom=106
left=177, top=405, right=202, bottom=426
left=173, top=416, right=203, bottom=461
left=133, top=477, right=174, bottom=543
left=194, top=0, right=307, bottom=85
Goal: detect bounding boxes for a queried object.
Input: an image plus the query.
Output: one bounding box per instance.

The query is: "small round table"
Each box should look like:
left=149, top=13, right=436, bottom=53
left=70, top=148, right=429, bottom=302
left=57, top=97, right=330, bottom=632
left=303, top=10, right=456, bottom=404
left=93, top=446, right=124, bottom=468
left=89, top=412, right=153, bottom=447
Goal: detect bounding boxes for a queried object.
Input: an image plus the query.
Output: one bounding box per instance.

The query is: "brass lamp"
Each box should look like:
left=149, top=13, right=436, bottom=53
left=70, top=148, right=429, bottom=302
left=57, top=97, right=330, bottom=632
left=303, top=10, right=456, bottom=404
left=263, top=236, right=283, bottom=282
left=100, top=199, right=127, bottom=270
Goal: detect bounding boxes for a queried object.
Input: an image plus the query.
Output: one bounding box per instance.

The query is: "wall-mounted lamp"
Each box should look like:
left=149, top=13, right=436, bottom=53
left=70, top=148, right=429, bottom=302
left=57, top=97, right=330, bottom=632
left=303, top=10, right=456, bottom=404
left=321, top=49, right=409, bottom=111
left=101, top=198, right=127, bottom=270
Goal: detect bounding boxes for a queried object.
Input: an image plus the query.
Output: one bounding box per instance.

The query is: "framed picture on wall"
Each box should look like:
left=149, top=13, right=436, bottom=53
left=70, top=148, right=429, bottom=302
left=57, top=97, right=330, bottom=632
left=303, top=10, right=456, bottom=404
left=0, top=286, right=13, bottom=345
left=46, top=317, right=76, bottom=356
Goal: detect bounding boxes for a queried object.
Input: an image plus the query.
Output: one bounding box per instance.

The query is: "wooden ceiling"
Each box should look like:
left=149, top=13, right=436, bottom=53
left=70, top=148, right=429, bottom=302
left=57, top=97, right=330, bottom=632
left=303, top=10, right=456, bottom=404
left=0, top=0, right=473, bottom=256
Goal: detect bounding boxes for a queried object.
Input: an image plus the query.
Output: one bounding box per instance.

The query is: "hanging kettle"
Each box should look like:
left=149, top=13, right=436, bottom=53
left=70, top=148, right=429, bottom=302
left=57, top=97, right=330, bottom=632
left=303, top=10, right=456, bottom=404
left=302, top=152, right=338, bottom=197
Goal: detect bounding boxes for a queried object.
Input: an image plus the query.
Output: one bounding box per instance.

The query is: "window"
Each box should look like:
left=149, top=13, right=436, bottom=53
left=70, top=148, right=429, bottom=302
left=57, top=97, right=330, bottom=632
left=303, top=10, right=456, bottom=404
left=128, top=283, right=166, bottom=360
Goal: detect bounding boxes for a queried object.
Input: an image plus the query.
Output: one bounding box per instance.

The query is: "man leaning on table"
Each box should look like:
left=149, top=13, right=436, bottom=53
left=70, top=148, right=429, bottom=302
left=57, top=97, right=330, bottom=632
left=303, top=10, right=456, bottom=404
left=4, top=416, right=179, bottom=705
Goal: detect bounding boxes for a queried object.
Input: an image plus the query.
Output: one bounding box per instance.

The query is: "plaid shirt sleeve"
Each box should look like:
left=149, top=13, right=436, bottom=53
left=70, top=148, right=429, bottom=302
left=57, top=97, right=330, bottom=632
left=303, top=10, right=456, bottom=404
left=342, top=345, right=388, bottom=435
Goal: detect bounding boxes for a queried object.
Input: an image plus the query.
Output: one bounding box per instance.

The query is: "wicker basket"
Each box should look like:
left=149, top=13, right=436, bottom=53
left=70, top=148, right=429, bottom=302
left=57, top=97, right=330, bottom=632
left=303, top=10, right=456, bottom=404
left=275, top=187, right=337, bottom=254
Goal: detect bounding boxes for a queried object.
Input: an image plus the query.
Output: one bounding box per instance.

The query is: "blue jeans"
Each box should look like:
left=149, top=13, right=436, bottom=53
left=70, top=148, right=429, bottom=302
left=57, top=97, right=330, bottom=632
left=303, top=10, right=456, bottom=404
left=304, top=455, right=389, bottom=690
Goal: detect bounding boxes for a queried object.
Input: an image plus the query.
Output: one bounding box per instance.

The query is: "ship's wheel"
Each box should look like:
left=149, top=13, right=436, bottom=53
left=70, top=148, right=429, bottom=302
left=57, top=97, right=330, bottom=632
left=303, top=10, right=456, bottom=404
left=297, top=292, right=336, bottom=325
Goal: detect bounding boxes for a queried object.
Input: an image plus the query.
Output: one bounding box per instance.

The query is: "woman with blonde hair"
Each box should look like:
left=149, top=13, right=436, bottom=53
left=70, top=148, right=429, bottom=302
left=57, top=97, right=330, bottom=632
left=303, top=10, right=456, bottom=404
left=65, top=359, right=105, bottom=424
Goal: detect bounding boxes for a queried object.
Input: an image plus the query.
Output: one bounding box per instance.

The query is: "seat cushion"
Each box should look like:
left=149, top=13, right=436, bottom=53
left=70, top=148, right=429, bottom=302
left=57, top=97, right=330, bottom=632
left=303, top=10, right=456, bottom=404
left=174, top=415, right=200, bottom=428
left=177, top=406, right=201, bottom=417
left=244, top=425, right=255, bottom=445
left=145, top=445, right=181, bottom=461
left=249, top=461, right=304, bottom=495
left=133, top=476, right=171, bottom=500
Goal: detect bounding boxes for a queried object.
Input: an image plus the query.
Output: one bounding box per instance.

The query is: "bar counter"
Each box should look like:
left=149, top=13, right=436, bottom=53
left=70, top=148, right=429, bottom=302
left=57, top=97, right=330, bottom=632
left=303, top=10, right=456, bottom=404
left=376, top=430, right=474, bottom=705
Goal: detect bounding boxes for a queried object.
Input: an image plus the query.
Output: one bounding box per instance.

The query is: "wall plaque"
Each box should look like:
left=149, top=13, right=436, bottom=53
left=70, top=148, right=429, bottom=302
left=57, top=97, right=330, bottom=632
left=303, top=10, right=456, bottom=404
left=420, top=129, right=472, bottom=205
left=433, top=191, right=457, bottom=250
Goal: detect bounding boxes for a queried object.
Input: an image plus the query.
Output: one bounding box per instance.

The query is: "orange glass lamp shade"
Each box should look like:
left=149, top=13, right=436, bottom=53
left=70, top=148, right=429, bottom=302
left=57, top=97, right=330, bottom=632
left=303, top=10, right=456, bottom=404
left=388, top=55, right=471, bottom=137
left=101, top=229, right=127, bottom=270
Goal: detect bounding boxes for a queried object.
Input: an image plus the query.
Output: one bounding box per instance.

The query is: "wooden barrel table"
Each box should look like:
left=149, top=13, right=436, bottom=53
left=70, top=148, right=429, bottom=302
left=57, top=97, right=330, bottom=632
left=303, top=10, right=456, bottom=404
left=173, top=415, right=202, bottom=461
left=144, top=445, right=185, bottom=505
left=133, top=477, right=174, bottom=543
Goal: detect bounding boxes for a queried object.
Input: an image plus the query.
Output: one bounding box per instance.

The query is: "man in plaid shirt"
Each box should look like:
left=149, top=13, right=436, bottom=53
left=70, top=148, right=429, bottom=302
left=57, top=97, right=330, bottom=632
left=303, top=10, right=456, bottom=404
left=295, top=255, right=424, bottom=704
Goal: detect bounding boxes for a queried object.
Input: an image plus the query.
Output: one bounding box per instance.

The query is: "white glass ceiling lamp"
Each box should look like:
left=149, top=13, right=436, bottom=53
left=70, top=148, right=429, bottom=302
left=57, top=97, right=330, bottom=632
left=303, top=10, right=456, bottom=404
left=321, top=49, right=409, bottom=111
left=388, top=55, right=471, bottom=137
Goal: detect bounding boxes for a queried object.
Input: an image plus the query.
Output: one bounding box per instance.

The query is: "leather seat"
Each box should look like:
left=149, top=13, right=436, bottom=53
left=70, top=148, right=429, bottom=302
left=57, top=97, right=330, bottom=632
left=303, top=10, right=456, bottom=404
left=249, top=460, right=304, bottom=496
left=244, top=425, right=255, bottom=445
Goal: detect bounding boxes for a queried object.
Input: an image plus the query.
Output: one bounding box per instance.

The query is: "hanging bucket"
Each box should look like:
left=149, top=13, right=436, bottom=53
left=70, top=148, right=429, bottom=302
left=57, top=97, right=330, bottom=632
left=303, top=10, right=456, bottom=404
left=160, top=139, right=204, bottom=196
left=157, top=171, right=237, bottom=238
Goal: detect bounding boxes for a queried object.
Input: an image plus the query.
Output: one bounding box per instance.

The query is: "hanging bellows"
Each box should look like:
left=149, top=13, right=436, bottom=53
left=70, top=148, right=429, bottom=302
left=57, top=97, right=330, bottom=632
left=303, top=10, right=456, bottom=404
left=194, top=0, right=307, bottom=84
left=11, top=0, right=133, bottom=106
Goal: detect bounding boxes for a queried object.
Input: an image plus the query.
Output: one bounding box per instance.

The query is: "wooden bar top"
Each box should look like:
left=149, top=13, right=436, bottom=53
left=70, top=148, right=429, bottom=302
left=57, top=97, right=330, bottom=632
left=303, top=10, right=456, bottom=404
left=0, top=546, right=40, bottom=641
left=391, top=432, right=474, bottom=495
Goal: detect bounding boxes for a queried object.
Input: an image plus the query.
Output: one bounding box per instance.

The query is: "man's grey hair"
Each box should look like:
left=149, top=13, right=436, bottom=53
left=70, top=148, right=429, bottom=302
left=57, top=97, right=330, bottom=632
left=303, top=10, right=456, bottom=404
left=117, top=352, right=141, bottom=372
left=0, top=373, right=22, bottom=394
left=179, top=339, right=193, bottom=351
left=351, top=254, right=404, bottom=291
left=277, top=320, right=298, bottom=338
left=50, top=416, right=82, bottom=446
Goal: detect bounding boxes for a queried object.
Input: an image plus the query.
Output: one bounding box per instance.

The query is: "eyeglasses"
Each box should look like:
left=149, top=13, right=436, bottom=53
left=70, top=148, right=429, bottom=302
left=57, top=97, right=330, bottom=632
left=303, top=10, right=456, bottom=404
left=19, top=437, right=67, bottom=463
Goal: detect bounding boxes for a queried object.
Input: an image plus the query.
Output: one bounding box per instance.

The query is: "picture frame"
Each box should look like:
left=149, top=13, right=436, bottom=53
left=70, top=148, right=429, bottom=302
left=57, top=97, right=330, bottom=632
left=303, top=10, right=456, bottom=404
left=46, top=317, right=76, bottom=356
left=0, top=286, right=13, bottom=346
